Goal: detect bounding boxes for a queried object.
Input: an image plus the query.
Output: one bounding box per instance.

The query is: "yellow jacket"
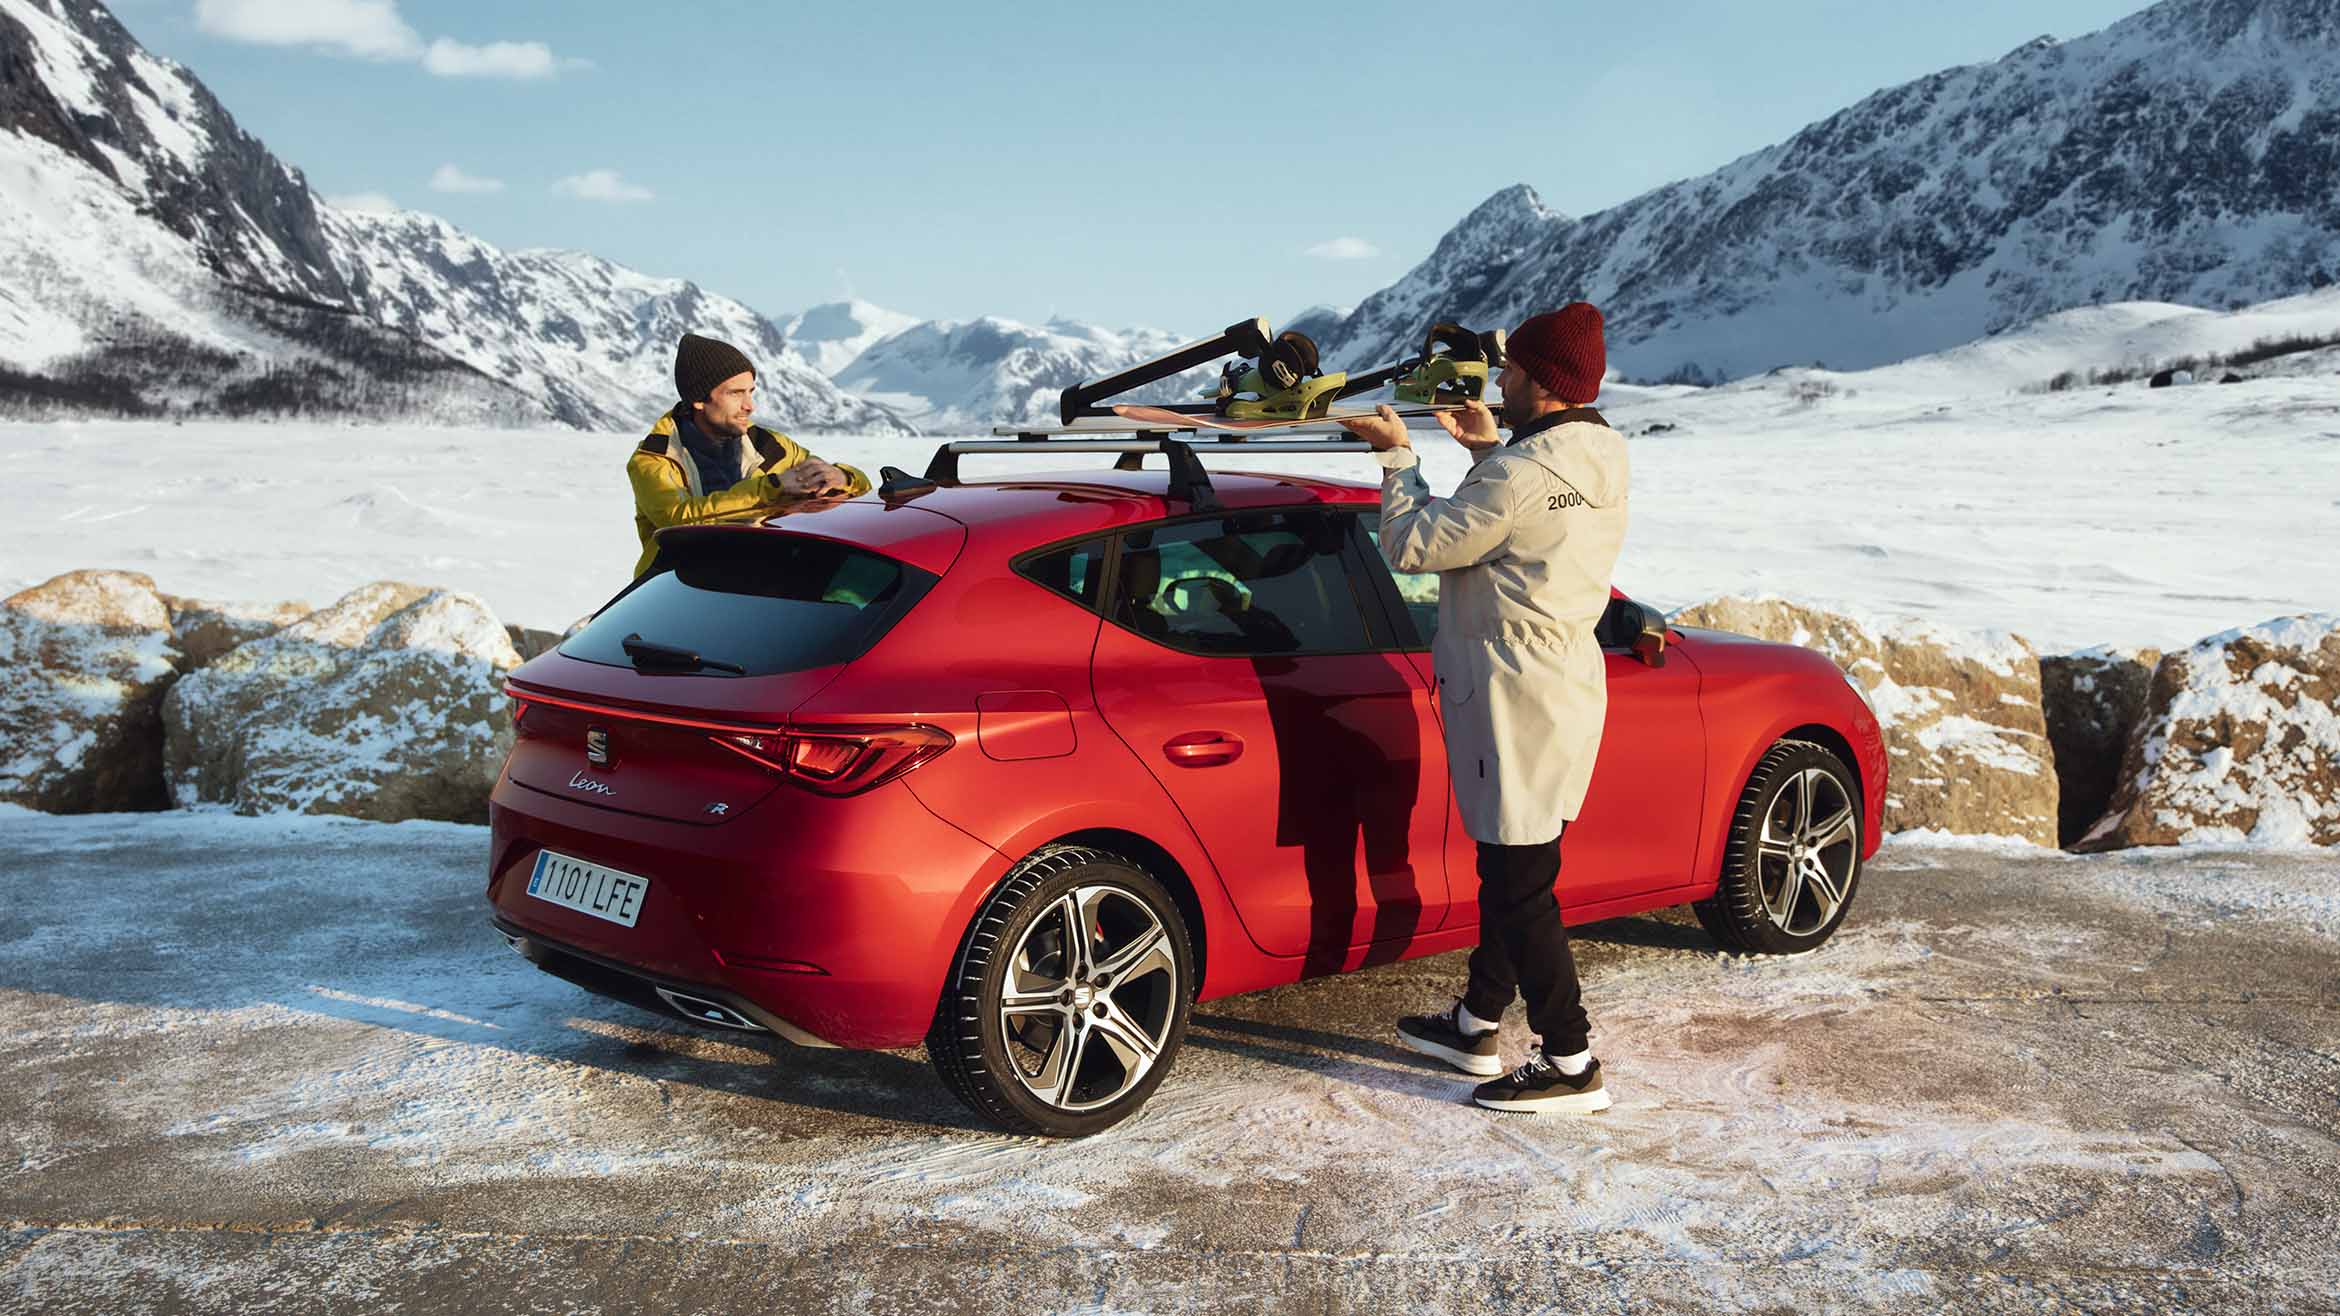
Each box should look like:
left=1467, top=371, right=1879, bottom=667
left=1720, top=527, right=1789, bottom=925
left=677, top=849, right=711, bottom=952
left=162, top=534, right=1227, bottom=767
left=627, top=409, right=873, bottom=576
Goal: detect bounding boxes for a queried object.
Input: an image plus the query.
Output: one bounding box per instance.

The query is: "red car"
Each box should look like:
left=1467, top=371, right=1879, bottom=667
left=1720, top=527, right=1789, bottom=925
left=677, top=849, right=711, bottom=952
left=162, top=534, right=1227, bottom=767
left=489, top=445, right=1886, bottom=1136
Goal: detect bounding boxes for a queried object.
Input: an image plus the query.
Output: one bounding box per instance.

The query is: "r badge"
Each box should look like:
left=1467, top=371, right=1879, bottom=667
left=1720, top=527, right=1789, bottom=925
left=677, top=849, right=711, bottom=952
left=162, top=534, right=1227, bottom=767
left=585, top=727, right=610, bottom=766
left=705, top=802, right=729, bottom=816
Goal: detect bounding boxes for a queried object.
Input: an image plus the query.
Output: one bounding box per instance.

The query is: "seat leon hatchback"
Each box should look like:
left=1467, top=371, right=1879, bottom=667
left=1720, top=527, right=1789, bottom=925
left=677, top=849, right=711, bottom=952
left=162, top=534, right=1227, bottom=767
left=489, top=456, right=1885, bottom=1137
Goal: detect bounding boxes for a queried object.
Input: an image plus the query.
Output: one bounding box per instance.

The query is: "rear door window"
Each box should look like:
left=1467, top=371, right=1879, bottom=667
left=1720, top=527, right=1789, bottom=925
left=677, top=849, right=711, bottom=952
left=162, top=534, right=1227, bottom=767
left=562, top=535, right=936, bottom=676
left=1111, top=509, right=1380, bottom=656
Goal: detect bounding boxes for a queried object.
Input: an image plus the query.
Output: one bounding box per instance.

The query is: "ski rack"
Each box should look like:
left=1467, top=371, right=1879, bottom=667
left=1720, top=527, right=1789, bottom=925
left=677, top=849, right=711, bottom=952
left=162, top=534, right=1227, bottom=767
left=920, top=429, right=1373, bottom=511
left=1057, top=316, right=1274, bottom=424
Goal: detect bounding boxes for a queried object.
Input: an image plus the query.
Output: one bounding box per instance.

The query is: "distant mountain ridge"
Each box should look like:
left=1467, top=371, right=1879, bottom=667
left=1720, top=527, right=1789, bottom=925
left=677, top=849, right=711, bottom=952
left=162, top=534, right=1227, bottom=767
left=0, top=0, right=904, bottom=431
left=824, top=313, right=1227, bottom=433
left=1310, top=0, right=2340, bottom=382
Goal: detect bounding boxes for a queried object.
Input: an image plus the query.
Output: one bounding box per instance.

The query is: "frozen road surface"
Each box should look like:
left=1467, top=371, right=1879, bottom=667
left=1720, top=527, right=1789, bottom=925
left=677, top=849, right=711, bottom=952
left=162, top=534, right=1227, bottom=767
left=1, top=811, right=2335, bottom=1314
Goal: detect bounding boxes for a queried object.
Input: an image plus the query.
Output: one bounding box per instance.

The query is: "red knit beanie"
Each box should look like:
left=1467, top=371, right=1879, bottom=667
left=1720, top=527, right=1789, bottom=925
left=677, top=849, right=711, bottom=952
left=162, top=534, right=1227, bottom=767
left=1508, top=303, right=1605, bottom=404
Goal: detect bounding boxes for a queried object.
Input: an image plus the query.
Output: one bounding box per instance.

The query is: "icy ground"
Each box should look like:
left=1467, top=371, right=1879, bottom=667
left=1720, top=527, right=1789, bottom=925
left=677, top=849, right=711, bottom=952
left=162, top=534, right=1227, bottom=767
left=0, top=810, right=2334, bottom=1312
left=3, top=361, right=2334, bottom=653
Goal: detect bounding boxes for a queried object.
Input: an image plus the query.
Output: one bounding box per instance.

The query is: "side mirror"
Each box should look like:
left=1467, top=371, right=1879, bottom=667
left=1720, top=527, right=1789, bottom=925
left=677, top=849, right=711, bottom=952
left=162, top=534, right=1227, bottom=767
left=1631, top=603, right=1668, bottom=668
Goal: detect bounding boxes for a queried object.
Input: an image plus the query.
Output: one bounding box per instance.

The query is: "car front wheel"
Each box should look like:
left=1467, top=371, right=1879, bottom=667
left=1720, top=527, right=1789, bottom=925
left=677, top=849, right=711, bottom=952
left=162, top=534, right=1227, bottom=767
left=1694, top=740, right=1864, bottom=954
left=926, top=845, right=1193, bottom=1136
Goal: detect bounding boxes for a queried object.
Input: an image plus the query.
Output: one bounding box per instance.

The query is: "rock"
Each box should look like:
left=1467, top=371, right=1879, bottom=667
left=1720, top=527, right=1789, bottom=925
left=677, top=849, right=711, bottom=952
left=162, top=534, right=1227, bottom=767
left=1671, top=597, right=2058, bottom=845
left=163, top=582, right=521, bottom=822
left=2041, top=648, right=2162, bottom=848
left=2078, top=614, right=2340, bottom=850
left=0, top=570, right=182, bottom=812
left=162, top=594, right=312, bottom=669
left=505, top=624, right=566, bottom=661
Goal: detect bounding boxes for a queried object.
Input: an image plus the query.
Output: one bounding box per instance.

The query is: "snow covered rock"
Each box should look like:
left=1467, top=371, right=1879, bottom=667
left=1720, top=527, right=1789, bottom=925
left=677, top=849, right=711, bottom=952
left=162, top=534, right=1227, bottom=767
left=1672, top=597, right=2058, bottom=845
left=2078, top=614, right=2340, bottom=850
left=161, top=594, right=311, bottom=669
left=0, top=569, right=178, bottom=812
left=2041, top=648, right=2162, bottom=847
left=162, top=582, right=520, bottom=822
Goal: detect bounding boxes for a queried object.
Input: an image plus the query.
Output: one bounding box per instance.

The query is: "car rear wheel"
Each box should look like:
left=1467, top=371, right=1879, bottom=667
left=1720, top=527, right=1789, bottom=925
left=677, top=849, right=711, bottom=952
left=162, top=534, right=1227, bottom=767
left=926, top=845, right=1194, bottom=1137
left=1694, top=740, right=1863, bottom=954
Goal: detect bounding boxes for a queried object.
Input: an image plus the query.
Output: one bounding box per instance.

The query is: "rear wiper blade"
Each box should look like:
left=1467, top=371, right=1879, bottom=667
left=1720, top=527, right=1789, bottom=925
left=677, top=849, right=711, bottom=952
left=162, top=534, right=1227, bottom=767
left=620, top=632, right=746, bottom=676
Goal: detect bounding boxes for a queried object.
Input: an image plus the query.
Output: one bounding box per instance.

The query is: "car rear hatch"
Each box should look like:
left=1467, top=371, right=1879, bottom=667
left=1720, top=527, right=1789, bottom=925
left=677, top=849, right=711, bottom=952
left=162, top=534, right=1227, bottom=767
left=506, top=508, right=965, bottom=824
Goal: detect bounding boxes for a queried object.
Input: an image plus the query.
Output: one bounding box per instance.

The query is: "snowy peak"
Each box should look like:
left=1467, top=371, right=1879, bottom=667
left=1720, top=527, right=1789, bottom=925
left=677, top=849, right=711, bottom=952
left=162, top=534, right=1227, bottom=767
left=833, top=314, right=1217, bottom=433
left=1311, top=0, right=2340, bottom=382
left=0, top=0, right=343, bottom=303
left=323, top=207, right=912, bottom=434
left=0, top=0, right=911, bottom=432
left=776, top=299, right=920, bottom=377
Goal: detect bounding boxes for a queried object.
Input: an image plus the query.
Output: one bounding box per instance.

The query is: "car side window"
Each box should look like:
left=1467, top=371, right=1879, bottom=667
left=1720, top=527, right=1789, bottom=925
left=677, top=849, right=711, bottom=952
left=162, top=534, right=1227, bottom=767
left=1017, top=539, right=1107, bottom=609
left=1357, top=514, right=1438, bottom=648
left=1113, top=510, right=1376, bottom=656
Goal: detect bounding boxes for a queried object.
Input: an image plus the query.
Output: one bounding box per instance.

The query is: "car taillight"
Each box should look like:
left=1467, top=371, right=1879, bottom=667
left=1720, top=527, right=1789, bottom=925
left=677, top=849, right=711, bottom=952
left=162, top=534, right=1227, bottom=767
left=712, top=725, right=953, bottom=796
left=510, top=693, right=532, bottom=730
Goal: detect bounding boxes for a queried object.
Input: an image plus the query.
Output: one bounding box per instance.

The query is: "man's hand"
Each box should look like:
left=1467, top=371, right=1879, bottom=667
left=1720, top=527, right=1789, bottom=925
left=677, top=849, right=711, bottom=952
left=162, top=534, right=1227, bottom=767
left=1434, top=400, right=1502, bottom=452
left=779, top=459, right=848, bottom=496
left=1338, top=404, right=1412, bottom=452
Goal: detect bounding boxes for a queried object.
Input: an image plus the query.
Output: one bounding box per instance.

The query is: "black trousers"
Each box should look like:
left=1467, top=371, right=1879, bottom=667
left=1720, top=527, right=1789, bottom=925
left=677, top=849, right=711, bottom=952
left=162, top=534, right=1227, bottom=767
left=1461, top=834, right=1592, bottom=1055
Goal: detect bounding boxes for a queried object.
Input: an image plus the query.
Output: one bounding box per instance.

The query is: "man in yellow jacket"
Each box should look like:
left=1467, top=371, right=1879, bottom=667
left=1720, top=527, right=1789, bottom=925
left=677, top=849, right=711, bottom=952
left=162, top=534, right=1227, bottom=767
left=627, top=333, right=873, bottom=576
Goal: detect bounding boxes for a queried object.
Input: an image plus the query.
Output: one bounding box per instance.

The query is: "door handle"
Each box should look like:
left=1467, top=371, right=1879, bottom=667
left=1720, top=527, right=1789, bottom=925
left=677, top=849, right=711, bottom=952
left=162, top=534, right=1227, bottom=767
left=1163, top=731, right=1244, bottom=768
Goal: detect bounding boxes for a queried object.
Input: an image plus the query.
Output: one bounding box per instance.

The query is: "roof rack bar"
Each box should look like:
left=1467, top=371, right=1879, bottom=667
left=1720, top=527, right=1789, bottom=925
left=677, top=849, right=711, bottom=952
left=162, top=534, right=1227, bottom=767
left=923, top=434, right=1372, bottom=504
left=943, top=438, right=1372, bottom=455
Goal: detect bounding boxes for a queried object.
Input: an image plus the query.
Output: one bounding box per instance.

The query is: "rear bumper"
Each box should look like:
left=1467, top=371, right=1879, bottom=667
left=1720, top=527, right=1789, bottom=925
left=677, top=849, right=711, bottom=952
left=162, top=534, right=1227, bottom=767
left=486, top=768, right=1006, bottom=1049
left=492, top=917, right=838, bottom=1047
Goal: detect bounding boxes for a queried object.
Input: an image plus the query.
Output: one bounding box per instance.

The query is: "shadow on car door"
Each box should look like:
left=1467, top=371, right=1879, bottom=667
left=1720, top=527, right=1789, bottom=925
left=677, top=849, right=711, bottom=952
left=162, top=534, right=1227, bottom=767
left=1089, top=508, right=1452, bottom=976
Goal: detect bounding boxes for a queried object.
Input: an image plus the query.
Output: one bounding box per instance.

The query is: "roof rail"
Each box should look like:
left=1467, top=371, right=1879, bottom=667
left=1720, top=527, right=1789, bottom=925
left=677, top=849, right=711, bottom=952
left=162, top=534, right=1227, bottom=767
left=919, top=432, right=1370, bottom=509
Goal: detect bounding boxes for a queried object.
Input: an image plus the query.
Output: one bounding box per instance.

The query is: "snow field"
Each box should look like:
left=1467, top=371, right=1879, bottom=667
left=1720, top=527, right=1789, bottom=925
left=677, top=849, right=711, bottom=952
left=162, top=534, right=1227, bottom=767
left=5, top=361, right=2332, bottom=656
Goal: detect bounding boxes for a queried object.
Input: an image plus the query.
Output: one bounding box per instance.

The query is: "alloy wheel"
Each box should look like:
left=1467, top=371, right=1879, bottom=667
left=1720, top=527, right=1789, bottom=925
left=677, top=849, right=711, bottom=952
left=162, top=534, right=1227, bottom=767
left=998, top=883, right=1181, bottom=1113
left=1754, top=766, right=1859, bottom=936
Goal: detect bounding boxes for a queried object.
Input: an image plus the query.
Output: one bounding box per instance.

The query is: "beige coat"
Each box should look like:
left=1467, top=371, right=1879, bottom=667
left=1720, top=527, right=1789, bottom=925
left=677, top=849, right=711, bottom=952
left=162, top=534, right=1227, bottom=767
left=1376, top=412, right=1631, bottom=843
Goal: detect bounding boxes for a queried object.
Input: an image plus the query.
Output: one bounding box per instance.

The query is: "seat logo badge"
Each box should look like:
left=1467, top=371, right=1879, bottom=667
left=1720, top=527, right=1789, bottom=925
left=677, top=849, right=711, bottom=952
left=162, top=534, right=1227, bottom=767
left=585, top=727, right=610, bottom=766
left=705, top=802, right=729, bottom=816
left=566, top=770, right=616, bottom=797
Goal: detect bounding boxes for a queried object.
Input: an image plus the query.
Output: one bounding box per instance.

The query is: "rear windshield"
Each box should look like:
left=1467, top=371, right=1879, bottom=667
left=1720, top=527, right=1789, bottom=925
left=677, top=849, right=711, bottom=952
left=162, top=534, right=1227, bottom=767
left=562, top=535, right=936, bottom=677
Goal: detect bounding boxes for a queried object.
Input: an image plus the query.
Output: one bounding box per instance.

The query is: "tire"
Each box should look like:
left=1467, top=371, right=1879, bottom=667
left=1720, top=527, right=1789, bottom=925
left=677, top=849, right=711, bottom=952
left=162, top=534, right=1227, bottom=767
left=926, top=845, right=1194, bottom=1137
left=1694, top=740, right=1864, bottom=955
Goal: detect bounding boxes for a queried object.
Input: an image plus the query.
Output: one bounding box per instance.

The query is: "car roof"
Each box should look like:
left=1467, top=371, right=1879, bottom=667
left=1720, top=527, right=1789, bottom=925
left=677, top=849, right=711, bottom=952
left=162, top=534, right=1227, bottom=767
left=745, top=467, right=1383, bottom=557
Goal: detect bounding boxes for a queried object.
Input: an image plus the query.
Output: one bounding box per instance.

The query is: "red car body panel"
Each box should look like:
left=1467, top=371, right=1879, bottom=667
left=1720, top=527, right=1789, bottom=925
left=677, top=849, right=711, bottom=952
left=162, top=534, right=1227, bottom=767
left=487, top=469, right=1888, bottom=1050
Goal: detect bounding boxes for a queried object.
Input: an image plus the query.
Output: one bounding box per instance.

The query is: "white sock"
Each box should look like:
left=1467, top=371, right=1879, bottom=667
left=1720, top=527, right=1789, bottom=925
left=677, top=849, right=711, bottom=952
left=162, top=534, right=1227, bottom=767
left=1545, top=1047, right=1592, bottom=1076
left=1454, top=1002, right=1499, bottom=1038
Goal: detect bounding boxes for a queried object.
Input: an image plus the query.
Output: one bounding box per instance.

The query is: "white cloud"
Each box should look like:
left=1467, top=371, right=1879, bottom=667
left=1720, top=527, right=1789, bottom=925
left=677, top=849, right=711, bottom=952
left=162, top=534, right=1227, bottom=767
left=326, top=191, right=401, bottom=214
left=554, top=169, right=653, bottom=204
left=195, top=0, right=582, bottom=79
left=1303, top=237, right=1381, bottom=261
left=428, top=163, right=504, bottom=194
left=422, top=38, right=586, bottom=79
left=195, top=0, right=420, bottom=58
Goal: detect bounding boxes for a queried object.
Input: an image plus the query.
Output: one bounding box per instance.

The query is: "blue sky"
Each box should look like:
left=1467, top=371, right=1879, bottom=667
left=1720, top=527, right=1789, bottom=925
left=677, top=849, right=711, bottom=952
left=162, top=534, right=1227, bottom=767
left=115, top=0, right=2150, bottom=335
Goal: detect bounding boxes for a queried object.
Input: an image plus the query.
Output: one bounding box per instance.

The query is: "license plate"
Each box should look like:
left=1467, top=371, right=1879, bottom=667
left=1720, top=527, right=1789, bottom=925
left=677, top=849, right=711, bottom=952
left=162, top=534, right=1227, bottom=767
left=526, top=850, right=650, bottom=928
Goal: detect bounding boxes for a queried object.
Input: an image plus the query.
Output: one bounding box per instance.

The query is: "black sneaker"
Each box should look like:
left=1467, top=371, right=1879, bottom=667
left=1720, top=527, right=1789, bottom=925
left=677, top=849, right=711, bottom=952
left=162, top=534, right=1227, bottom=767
left=1472, top=1053, right=1611, bottom=1114
left=1395, top=1002, right=1502, bottom=1077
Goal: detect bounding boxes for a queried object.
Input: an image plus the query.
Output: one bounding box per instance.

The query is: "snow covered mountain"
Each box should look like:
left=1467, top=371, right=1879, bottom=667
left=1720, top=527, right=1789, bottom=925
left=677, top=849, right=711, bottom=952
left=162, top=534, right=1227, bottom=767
left=830, top=315, right=1226, bottom=433
left=0, top=0, right=906, bottom=433
left=1311, top=0, right=2340, bottom=383
left=776, top=300, right=923, bottom=378
left=322, top=210, right=910, bottom=433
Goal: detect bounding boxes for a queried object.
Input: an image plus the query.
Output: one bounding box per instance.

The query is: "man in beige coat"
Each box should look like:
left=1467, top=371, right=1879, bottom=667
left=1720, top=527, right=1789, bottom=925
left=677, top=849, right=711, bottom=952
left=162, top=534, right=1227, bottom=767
left=1339, top=302, right=1630, bottom=1114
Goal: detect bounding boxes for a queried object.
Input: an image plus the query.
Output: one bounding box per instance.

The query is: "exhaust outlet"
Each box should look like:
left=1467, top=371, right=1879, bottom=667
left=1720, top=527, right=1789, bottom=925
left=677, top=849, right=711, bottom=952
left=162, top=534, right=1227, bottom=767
left=654, top=986, right=766, bottom=1032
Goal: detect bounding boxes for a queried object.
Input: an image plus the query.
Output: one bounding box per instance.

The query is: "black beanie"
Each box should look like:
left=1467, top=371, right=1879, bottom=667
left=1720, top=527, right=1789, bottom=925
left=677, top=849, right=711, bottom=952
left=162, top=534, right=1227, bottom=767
left=674, top=333, right=756, bottom=403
